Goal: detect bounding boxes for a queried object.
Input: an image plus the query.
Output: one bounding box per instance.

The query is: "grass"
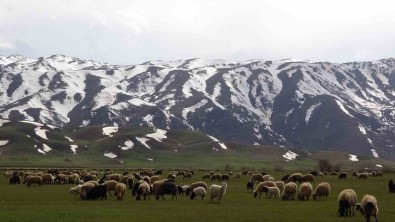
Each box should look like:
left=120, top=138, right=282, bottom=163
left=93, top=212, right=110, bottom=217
left=0, top=170, right=394, bottom=222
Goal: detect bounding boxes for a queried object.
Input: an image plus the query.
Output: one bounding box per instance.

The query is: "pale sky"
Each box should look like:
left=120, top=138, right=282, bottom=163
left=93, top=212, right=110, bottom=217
left=0, top=0, right=394, bottom=65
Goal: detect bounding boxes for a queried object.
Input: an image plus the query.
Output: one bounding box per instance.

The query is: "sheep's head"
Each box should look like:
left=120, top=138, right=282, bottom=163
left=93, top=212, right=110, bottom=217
left=262, top=186, right=269, bottom=193
left=312, top=193, right=317, bottom=200
left=253, top=192, right=258, bottom=198
left=338, top=200, right=350, bottom=217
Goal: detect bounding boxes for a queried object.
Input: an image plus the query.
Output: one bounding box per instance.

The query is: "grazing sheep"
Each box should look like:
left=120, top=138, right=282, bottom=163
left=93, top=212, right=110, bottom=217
left=388, top=179, right=395, bottom=193
left=27, top=176, right=43, bottom=187
left=120, top=176, right=135, bottom=188
left=274, top=181, right=285, bottom=194
left=189, top=181, right=209, bottom=192
left=136, top=181, right=151, bottom=200
left=190, top=187, right=207, bottom=200
left=86, top=180, right=99, bottom=186
left=356, top=194, right=378, bottom=222
left=317, top=172, right=324, bottom=177
left=82, top=174, right=94, bottom=182
left=80, top=182, right=95, bottom=199
left=86, top=184, right=107, bottom=200
left=298, top=182, right=313, bottom=201
left=338, top=189, right=357, bottom=217
left=247, top=181, right=254, bottom=192
left=375, top=171, right=383, bottom=177
left=221, top=174, right=230, bottom=181
left=233, top=173, right=241, bottom=179
left=211, top=173, right=222, bottom=181
left=301, top=174, right=314, bottom=183
left=68, top=173, right=80, bottom=184
left=41, top=173, right=54, bottom=184
left=338, top=172, right=347, bottom=179
left=250, top=174, right=264, bottom=183
left=155, top=182, right=178, bottom=200
left=359, top=173, right=368, bottom=179
left=102, top=180, right=119, bottom=196
left=106, top=173, right=122, bottom=182
left=154, top=170, right=163, bottom=175
left=209, top=181, right=227, bottom=203
left=114, top=183, right=127, bottom=200
left=202, top=174, right=211, bottom=180
left=287, top=173, right=303, bottom=183
left=262, top=175, right=272, bottom=181
left=167, top=173, right=176, bottom=180
left=150, top=175, right=161, bottom=184
left=262, top=186, right=281, bottom=199
left=9, top=174, right=21, bottom=185
left=313, top=182, right=331, bottom=200
left=177, top=185, right=191, bottom=196
left=151, top=179, right=168, bottom=195
left=183, top=172, right=192, bottom=179
left=282, top=182, right=297, bottom=201
left=54, top=174, right=68, bottom=184
left=281, top=174, right=290, bottom=182
left=142, top=176, right=151, bottom=184
left=253, top=181, right=277, bottom=198
left=69, top=184, right=83, bottom=197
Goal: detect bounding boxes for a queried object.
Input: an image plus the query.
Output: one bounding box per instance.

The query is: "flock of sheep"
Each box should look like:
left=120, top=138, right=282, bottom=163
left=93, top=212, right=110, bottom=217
left=3, top=168, right=389, bottom=221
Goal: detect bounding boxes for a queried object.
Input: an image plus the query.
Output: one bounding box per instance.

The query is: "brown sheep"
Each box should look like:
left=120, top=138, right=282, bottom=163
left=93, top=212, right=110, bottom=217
left=250, top=173, right=264, bottom=183
left=202, top=174, right=211, bottom=180
left=41, top=173, right=54, bottom=184
left=136, top=181, right=151, bottom=200
left=27, top=176, right=43, bottom=187
left=103, top=180, right=119, bottom=196
left=80, top=182, right=95, bottom=199
left=189, top=181, right=209, bottom=192
left=301, top=174, right=314, bottom=183
left=338, top=189, right=357, bottom=217
left=253, top=181, right=277, bottom=198
left=298, top=182, right=313, bottom=201
left=183, top=172, right=192, bottom=179
left=313, top=182, right=331, bottom=200
left=356, top=194, right=378, bottom=222
left=211, top=173, right=222, bottom=181
left=282, top=182, right=297, bottom=200
left=114, top=183, right=127, bottom=200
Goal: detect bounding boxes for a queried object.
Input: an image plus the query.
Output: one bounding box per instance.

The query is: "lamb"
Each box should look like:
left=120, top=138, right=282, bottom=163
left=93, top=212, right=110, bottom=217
left=183, top=172, right=192, bottom=179
left=136, top=181, right=151, bottom=200
left=80, top=182, right=95, bottom=199
left=250, top=173, right=264, bottom=183
left=253, top=181, right=277, bottom=198
left=356, top=194, right=378, bottom=222
left=69, top=184, right=83, bottom=197
left=202, top=174, right=211, bottom=180
left=155, top=182, right=178, bottom=200
left=262, top=186, right=281, bottom=199
left=338, top=172, right=347, bottom=179
left=27, top=176, right=43, bottom=187
left=102, top=180, right=119, bottom=196
left=337, top=189, right=357, bottom=217
left=209, top=181, right=227, bottom=203
left=389, top=179, right=395, bottom=193
left=211, top=173, right=222, bottom=181
left=282, top=182, right=297, bottom=200
left=114, top=183, right=127, bottom=200
left=189, top=181, right=209, bottom=192
left=190, top=187, right=207, bottom=200
left=313, top=182, right=331, bottom=200
left=297, top=182, right=313, bottom=201
left=177, top=185, right=191, bottom=196
left=86, top=184, right=107, bottom=200
left=274, top=181, right=285, bottom=194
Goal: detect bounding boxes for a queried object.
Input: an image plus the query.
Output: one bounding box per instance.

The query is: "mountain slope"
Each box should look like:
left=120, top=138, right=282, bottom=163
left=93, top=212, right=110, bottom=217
left=0, top=55, right=395, bottom=160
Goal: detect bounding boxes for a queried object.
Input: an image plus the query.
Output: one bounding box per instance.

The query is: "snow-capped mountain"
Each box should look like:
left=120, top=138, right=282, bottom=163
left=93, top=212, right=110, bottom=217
left=1, top=55, right=395, bottom=160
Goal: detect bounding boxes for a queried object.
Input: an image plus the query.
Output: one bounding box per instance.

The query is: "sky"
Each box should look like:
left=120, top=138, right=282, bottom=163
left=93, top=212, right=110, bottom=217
left=0, top=0, right=394, bottom=65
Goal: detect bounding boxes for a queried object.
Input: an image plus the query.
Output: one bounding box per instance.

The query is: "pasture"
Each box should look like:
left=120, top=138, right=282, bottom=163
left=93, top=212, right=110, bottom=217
left=0, top=169, right=393, bottom=222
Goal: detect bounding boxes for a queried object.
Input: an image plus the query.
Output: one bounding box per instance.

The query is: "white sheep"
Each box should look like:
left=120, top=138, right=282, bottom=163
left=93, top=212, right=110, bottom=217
left=190, top=187, right=207, bottom=200
left=282, top=182, right=297, bottom=200
left=338, top=189, right=357, bottom=217
left=262, top=186, right=281, bottom=199
left=103, top=180, right=119, bottom=196
left=298, top=182, right=313, bottom=201
left=253, top=181, right=277, bottom=198
left=208, top=181, right=227, bottom=203
left=114, top=183, right=127, bottom=200
left=274, top=181, right=285, bottom=194
left=69, top=184, right=83, bottom=197
left=356, top=194, right=378, bottom=222
left=313, top=182, right=331, bottom=200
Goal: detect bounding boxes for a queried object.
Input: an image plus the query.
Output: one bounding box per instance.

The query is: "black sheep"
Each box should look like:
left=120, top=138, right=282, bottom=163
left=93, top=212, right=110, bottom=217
left=389, top=179, right=395, bottom=193
left=338, top=173, right=347, bottom=179
left=86, top=184, right=107, bottom=200
left=246, top=181, right=254, bottom=192
left=155, top=182, right=178, bottom=200
left=9, top=175, right=20, bottom=185
left=281, top=174, right=290, bottom=182
left=221, top=175, right=230, bottom=181
left=338, top=200, right=351, bottom=217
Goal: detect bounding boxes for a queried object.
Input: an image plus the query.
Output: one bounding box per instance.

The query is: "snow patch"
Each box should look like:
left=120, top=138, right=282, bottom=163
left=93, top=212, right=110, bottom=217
left=103, top=126, right=118, bottom=137
left=146, top=129, right=167, bottom=142
left=207, top=135, right=227, bottom=149
left=104, top=152, right=117, bottom=158
left=136, top=137, right=151, bottom=149
left=358, top=124, right=367, bottom=135
left=305, top=103, right=321, bottom=124
left=35, top=127, right=49, bottom=140
left=147, top=158, right=154, bottom=162
left=376, top=164, right=383, bottom=168
left=21, top=121, right=44, bottom=127
left=42, top=143, right=52, bottom=152
left=182, top=99, right=208, bottom=120
left=0, top=140, right=9, bottom=146
left=0, top=119, right=10, bottom=127
left=283, top=151, right=298, bottom=161
left=335, top=100, right=354, bottom=118
left=129, top=98, right=155, bottom=107
left=349, top=154, right=359, bottom=161
left=371, top=149, right=379, bottom=158
left=121, top=140, right=134, bottom=150
left=142, top=114, right=154, bottom=127
left=64, top=136, right=74, bottom=142
left=70, top=145, right=78, bottom=154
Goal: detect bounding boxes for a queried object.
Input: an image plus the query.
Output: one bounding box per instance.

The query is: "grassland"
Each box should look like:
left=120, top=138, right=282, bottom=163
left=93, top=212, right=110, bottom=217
left=0, top=169, right=394, bottom=222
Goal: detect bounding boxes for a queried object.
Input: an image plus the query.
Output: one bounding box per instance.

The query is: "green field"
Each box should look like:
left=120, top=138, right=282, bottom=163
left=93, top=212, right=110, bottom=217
left=0, top=170, right=393, bottom=222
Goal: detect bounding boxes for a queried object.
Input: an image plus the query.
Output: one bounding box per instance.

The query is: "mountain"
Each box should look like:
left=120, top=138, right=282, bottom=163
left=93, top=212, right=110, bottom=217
left=0, top=55, right=395, bottom=160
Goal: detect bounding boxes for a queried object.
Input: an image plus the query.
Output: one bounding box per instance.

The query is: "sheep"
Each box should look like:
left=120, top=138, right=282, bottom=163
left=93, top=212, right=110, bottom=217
left=253, top=181, right=277, bottom=198
left=183, top=172, right=192, bottom=179
left=142, top=176, right=151, bottom=184
left=68, top=173, right=80, bottom=184
left=359, top=173, right=368, bottom=179
left=86, top=184, right=107, bottom=200
left=262, top=186, right=281, bottom=199
left=155, top=182, right=178, bottom=200
left=313, top=182, right=331, bottom=200
left=247, top=181, right=254, bottom=192
left=233, top=173, right=241, bottom=179
left=9, top=174, right=21, bottom=185
left=356, top=194, right=378, bottom=222
left=338, top=172, right=347, bottom=179
left=150, top=175, right=161, bottom=184
left=102, top=180, right=119, bottom=196
left=54, top=174, right=68, bottom=184
left=281, top=174, right=290, bottom=182
left=297, top=182, right=313, bottom=201
left=41, top=173, right=54, bottom=184
left=69, top=184, right=83, bottom=197
left=82, top=174, right=94, bottom=182
left=167, top=173, right=176, bottom=180
left=211, top=173, right=222, bottom=181
left=190, top=187, right=207, bottom=200
left=120, top=176, right=135, bottom=189
left=282, top=182, right=297, bottom=201
left=177, top=185, right=191, bottom=196
left=337, top=189, right=357, bottom=217
left=209, top=181, right=227, bottom=203
left=274, top=181, right=285, bottom=194
left=27, top=176, right=43, bottom=187
left=262, top=175, right=272, bottom=181
left=287, top=173, right=303, bottom=183
left=202, top=174, right=211, bottom=180
left=221, top=174, right=230, bottom=181
left=80, top=182, right=95, bottom=199
left=114, top=183, right=127, bottom=200
left=136, top=181, right=151, bottom=200
left=250, top=173, right=264, bottom=183
left=151, top=179, right=167, bottom=195
left=301, top=174, right=314, bottom=183
left=106, top=173, right=122, bottom=182
left=86, top=180, right=99, bottom=186
left=388, top=179, right=395, bottom=193
left=189, top=181, right=209, bottom=192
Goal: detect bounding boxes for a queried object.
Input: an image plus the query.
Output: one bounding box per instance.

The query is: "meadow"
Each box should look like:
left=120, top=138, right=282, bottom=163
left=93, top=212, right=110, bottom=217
left=0, top=169, right=393, bottom=222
